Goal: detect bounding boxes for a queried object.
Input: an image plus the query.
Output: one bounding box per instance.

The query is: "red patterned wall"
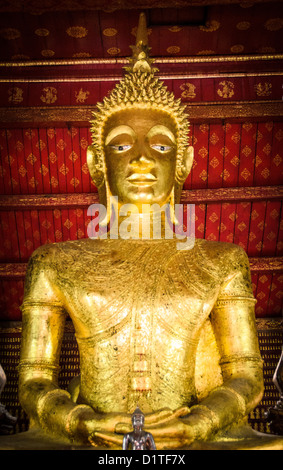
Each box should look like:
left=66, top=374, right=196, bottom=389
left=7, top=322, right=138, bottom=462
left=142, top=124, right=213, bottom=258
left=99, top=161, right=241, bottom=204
left=0, top=119, right=282, bottom=320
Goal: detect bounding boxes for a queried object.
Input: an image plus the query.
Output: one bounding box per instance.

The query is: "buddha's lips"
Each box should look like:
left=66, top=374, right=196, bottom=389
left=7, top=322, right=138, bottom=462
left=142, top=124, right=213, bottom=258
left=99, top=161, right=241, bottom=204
left=127, top=173, right=157, bottom=184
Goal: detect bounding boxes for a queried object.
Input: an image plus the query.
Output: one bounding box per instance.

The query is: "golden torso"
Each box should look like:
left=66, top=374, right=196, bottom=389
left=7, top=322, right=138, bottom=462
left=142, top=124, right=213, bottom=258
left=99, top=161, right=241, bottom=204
left=37, top=237, right=234, bottom=414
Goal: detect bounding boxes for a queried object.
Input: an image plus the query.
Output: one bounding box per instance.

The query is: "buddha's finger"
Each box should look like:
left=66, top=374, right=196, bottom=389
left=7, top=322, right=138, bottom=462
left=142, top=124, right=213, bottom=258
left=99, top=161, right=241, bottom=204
left=144, top=407, right=190, bottom=428
left=115, top=422, right=132, bottom=434
left=153, top=439, right=192, bottom=450
left=90, top=431, right=123, bottom=446
left=146, top=419, right=193, bottom=440
left=145, top=408, right=174, bottom=424
left=172, top=406, right=190, bottom=418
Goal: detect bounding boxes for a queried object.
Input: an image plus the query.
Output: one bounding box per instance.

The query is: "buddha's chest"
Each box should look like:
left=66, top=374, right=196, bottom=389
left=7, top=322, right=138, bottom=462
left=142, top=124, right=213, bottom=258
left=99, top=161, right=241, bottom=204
left=55, top=240, right=221, bottom=342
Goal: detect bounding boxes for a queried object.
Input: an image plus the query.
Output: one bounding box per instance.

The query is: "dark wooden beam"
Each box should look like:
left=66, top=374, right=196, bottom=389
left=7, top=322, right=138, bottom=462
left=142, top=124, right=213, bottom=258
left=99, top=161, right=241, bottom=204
left=0, top=101, right=282, bottom=127
left=0, top=0, right=277, bottom=13
left=0, top=187, right=282, bottom=211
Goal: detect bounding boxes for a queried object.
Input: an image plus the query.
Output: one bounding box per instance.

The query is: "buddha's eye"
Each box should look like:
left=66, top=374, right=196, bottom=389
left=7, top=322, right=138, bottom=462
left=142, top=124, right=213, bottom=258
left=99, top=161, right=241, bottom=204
left=151, top=144, right=172, bottom=152
left=111, top=144, right=132, bottom=152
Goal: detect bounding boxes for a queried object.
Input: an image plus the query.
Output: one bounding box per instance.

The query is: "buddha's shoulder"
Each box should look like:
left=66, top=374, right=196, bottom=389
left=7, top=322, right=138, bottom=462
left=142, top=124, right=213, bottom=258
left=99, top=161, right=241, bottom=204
left=189, top=238, right=249, bottom=268
left=28, top=238, right=106, bottom=264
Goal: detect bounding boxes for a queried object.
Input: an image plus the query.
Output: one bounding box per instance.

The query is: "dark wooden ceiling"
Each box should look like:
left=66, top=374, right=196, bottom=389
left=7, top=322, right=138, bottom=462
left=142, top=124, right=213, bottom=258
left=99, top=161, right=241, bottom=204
left=0, top=1, right=282, bottom=61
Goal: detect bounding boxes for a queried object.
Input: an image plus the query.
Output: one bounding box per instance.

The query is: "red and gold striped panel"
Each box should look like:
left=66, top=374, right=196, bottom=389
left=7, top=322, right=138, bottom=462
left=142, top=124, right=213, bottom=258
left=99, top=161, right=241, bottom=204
left=0, top=123, right=282, bottom=195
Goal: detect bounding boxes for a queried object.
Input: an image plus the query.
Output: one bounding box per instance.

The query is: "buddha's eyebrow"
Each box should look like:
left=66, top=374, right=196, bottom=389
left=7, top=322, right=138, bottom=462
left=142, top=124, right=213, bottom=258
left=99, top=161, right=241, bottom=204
left=105, top=125, right=135, bottom=145
left=146, top=125, right=176, bottom=144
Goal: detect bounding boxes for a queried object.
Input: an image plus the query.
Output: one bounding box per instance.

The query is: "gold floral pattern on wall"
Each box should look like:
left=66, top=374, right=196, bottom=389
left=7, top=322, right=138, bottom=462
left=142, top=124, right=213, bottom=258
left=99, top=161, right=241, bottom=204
left=180, top=83, right=196, bottom=99
left=255, top=83, right=273, bottom=97
left=66, top=26, right=88, bottom=38
left=40, top=87, right=57, bottom=104
left=217, top=81, right=235, bottom=99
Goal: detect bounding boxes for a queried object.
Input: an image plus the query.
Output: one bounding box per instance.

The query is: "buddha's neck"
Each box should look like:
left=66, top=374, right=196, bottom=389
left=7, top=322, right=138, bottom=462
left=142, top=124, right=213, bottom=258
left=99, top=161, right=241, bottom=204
left=108, top=208, right=175, bottom=241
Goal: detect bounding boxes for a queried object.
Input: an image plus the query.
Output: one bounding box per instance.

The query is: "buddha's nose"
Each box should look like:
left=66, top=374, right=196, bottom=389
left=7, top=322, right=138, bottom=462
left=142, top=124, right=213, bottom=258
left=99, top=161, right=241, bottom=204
left=130, top=155, right=155, bottom=172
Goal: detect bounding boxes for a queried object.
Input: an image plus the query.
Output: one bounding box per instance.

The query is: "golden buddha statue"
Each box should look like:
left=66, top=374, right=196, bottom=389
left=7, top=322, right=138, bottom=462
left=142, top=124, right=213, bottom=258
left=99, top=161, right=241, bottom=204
left=3, top=13, right=282, bottom=450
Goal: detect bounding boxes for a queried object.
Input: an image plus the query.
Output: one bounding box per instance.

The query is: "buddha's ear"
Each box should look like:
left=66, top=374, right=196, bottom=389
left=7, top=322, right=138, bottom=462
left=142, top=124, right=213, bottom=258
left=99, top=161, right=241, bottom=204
left=87, top=145, right=107, bottom=211
left=87, top=145, right=105, bottom=188
left=183, top=145, right=194, bottom=177
left=174, top=146, right=194, bottom=205
left=176, top=145, right=194, bottom=184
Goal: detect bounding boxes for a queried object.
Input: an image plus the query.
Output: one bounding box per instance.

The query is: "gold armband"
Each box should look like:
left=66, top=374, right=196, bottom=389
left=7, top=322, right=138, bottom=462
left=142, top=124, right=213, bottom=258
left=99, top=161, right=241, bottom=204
left=214, top=296, right=256, bottom=309
left=219, top=353, right=263, bottom=368
left=21, top=301, right=65, bottom=313
left=18, top=360, right=59, bottom=374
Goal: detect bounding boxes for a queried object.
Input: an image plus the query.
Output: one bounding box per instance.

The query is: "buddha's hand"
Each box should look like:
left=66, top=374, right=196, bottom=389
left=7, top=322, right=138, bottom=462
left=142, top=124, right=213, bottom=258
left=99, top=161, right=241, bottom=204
left=140, top=413, right=196, bottom=450
left=143, top=408, right=220, bottom=449
left=89, top=406, right=190, bottom=449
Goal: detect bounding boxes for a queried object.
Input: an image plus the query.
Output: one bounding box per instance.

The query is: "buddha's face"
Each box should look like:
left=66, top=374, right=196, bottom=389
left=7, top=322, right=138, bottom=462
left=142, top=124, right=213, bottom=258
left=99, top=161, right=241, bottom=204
left=104, top=109, right=178, bottom=209
left=132, top=413, right=144, bottom=430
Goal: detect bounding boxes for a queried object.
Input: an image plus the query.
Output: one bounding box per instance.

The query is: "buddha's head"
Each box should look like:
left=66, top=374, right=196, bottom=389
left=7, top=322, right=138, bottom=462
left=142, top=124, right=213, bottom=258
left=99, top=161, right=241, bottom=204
left=87, top=13, right=193, bottom=224
left=131, top=405, right=145, bottom=430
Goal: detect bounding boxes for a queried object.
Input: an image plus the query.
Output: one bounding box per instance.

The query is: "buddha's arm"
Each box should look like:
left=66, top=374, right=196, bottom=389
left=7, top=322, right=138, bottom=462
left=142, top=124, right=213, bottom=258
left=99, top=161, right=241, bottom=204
left=18, top=248, right=97, bottom=444
left=187, top=246, right=264, bottom=440
left=122, top=433, right=130, bottom=450
left=19, top=247, right=136, bottom=445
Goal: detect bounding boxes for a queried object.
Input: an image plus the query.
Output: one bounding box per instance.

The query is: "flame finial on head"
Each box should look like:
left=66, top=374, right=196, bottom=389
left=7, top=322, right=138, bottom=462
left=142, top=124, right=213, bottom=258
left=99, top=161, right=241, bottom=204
left=133, top=404, right=144, bottom=416
left=126, top=12, right=157, bottom=73
left=131, top=405, right=145, bottom=424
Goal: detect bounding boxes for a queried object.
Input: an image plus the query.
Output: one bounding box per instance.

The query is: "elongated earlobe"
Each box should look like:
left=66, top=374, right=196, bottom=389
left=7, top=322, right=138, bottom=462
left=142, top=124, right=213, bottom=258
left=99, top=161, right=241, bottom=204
left=174, top=145, right=194, bottom=205
left=184, top=146, right=194, bottom=175
left=87, top=145, right=105, bottom=189
left=87, top=145, right=108, bottom=222
left=87, top=145, right=116, bottom=228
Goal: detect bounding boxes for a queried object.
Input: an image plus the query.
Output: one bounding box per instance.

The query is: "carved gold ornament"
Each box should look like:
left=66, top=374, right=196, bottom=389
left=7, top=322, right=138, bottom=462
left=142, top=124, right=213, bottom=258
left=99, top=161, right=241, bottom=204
left=230, top=45, right=244, bottom=53
left=257, top=46, right=276, bottom=53
left=197, top=50, right=215, bottom=55
left=169, top=26, right=182, bottom=32
left=41, top=49, right=55, bottom=57
left=72, top=52, right=91, bottom=58
left=217, top=81, right=235, bottom=99
left=254, top=82, right=272, bottom=97
left=66, top=26, right=88, bottom=38
left=103, top=28, right=118, bottom=36
left=264, top=18, right=283, bottom=31
left=75, top=88, right=90, bottom=103
left=11, top=54, right=30, bottom=60
left=199, top=20, right=220, bottom=32
left=8, top=87, right=23, bottom=104
left=180, top=83, right=196, bottom=99
left=35, top=28, right=50, bottom=36
left=167, top=46, right=180, bottom=54
left=236, top=22, right=251, bottom=30
left=0, top=28, right=20, bottom=39
left=107, top=47, right=120, bottom=55
left=40, top=87, right=58, bottom=104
